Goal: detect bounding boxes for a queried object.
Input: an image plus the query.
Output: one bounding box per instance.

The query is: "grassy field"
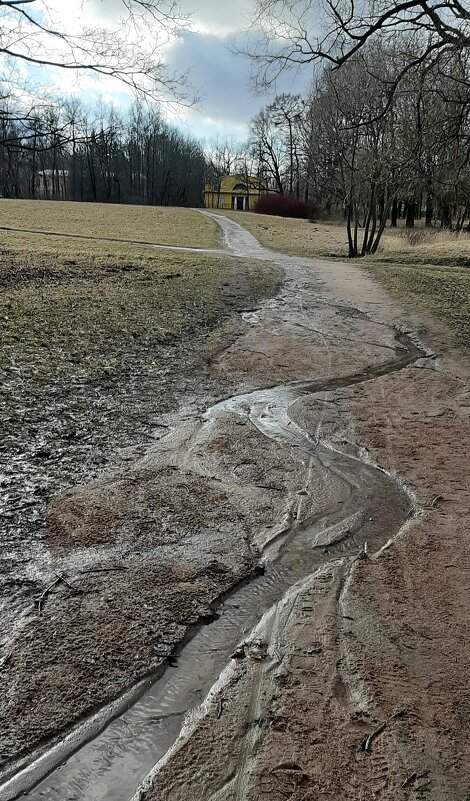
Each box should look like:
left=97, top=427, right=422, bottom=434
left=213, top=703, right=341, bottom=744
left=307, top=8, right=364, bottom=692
left=217, top=209, right=470, bottom=265
left=0, top=199, right=220, bottom=249
left=219, top=210, right=470, bottom=346
left=0, top=225, right=281, bottom=546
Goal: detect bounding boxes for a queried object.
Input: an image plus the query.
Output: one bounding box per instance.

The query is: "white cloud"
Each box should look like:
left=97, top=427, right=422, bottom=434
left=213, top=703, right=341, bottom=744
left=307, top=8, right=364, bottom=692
left=4, top=1, right=311, bottom=141
left=164, top=28, right=311, bottom=140
left=178, top=0, right=253, bottom=35
left=83, top=0, right=254, bottom=34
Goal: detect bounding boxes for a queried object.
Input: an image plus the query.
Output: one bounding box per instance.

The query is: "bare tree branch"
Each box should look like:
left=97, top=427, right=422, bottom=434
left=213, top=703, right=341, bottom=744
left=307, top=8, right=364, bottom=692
left=246, top=0, right=470, bottom=89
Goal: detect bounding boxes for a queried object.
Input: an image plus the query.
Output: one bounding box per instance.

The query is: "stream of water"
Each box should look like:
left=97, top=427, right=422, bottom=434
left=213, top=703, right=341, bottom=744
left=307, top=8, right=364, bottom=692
left=1, top=330, right=423, bottom=801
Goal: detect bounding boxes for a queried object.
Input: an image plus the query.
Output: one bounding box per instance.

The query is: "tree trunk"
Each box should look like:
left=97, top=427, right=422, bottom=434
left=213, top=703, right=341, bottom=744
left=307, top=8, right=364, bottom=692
left=369, top=196, right=393, bottom=254
left=378, top=192, right=385, bottom=223
left=353, top=205, right=359, bottom=257
left=366, top=210, right=378, bottom=254
left=417, top=193, right=423, bottom=219
left=405, top=202, right=415, bottom=228
left=441, top=202, right=452, bottom=229
left=361, top=209, right=372, bottom=256
left=425, top=193, right=433, bottom=227
left=391, top=198, right=398, bottom=228
left=30, top=139, right=36, bottom=198
left=346, top=203, right=355, bottom=257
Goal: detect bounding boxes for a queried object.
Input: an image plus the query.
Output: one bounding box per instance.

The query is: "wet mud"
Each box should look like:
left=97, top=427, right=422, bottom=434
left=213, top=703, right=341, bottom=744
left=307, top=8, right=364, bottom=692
left=1, top=212, right=469, bottom=801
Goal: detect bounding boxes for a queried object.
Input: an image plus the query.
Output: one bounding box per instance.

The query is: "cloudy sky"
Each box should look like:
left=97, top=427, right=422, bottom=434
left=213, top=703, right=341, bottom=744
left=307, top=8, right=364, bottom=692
left=24, top=0, right=312, bottom=144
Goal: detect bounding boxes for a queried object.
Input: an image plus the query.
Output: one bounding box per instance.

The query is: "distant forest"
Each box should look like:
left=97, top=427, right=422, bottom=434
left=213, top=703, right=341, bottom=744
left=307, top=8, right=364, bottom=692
left=0, top=102, right=206, bottom=207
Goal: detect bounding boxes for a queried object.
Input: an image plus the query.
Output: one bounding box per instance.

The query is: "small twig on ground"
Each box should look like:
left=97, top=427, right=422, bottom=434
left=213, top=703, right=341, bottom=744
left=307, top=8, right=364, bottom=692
left=356, top=541, right=368, bottom=561
left=415, top=779, right=432, bottom=790
left=402, top=772, right=417, bottom=788
left=35, top=572, right=86, bottom=614
left=53, top=571, right=84, bottom=594
left=80, top=566, right=128, bottom=574
left=217, top=698, right=223, bottom=719
left=362, top=709, right=405, bottom=753
left=35, top=577, right=61, bottom=614
left=362, top=722, right=387, bottom=753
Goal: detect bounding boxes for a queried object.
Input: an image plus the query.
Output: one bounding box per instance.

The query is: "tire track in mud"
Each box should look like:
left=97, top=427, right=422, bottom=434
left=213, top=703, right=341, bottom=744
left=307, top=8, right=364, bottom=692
left=1, top=214, right=427, bottom=801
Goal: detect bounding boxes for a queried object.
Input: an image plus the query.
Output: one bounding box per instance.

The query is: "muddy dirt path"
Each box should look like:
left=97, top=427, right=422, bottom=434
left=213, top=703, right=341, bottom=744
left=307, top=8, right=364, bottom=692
left=2, top=213, right=469, bottom=801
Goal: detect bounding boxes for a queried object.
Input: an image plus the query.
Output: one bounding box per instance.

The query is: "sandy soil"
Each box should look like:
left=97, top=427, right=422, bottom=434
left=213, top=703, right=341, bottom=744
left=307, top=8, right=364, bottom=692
left=1, top=212, right=468, bottom=800
left=135, top=214, right=469, bottom=801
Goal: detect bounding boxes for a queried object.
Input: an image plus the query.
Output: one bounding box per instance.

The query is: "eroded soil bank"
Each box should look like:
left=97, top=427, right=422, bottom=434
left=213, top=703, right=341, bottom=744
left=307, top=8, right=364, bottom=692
left=2, top=213, right=469, bottom=801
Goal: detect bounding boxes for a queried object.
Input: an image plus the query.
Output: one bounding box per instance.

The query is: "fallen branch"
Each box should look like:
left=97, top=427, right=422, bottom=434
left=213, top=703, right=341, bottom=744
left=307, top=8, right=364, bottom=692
left=35, top=572, right=85, bottom=615
left=53, top=571, right=84, bottom=594
left=361, top=710, right=405, bottom=753
left=402, top=772, right=417, bottom=788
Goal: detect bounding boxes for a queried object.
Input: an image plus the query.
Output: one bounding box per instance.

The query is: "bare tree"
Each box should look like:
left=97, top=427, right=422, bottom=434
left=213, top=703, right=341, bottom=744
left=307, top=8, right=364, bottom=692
left=250, top=108, right=286, bottom=193
left=267, top=94, right=305, bottom=195
left=0, top=0, right=195, bottom=154
left=249, top=0, right=470, bottom=92
left=0, top=0, right=192, bottom=101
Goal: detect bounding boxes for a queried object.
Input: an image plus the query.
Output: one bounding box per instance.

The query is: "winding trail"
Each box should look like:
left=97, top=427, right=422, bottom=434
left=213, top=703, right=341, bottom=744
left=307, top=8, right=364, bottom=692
left=3, top=211, right=461, bottom=801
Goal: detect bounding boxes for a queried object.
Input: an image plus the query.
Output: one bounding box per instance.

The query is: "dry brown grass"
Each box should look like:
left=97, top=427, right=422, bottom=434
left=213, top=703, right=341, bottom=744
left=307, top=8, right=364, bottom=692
left=378, top=226, right=470, bottom=267
left=0, top=199, right=219, bottom=249
left=0, top=226, right=282, bottom=566
left=216, top=210, right=348, bottom=258
left=0, top=228, right=198, bottom=282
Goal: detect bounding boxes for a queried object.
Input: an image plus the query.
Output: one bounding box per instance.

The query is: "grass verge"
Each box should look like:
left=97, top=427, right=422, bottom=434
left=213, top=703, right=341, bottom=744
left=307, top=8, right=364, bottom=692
left=216, top=210, right=347, bottom=258
left=367, top=262, right=470, bottom=347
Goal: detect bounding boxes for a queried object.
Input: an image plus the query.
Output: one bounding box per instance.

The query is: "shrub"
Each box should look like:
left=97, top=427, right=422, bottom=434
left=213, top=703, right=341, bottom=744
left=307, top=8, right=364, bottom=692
left=400, top=227, right=429, bottom=247
left=254, top=193, right=317, bottom=220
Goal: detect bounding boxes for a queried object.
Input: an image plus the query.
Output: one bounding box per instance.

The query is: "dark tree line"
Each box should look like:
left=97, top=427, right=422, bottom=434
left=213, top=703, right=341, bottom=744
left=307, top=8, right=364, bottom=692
left=0, top=101, right=206, bottom=206
left=0, top=1, right=206, bottom=206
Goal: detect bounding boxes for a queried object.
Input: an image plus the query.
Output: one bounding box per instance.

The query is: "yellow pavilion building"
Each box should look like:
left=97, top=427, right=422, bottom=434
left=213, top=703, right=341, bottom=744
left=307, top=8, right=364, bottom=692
left=204, top=175, right=267, bottom=211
